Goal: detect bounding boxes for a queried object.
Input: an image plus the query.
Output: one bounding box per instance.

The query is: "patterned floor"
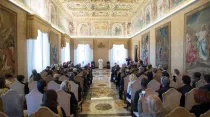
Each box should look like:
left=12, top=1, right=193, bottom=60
left=79, top=69, right=131, bottom=117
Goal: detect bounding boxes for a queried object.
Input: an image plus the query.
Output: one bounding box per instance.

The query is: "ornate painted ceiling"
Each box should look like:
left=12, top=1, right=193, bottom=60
left=11, top=0, right=194, bottom=37
left=57, top=0, right=146, bottom=21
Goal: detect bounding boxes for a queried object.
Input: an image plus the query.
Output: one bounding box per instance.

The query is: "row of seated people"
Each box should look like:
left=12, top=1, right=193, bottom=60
left=121, top=63, right=210, bottom=117
left=0, top=61, right=93, bottom=117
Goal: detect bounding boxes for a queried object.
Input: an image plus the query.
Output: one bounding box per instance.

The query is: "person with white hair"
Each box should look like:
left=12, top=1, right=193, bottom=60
left=53, top=74, right=62, bottom=84
left=60, top=80, right=78, bottom=115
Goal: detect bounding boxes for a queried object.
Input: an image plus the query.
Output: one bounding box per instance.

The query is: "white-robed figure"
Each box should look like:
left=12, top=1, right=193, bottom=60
left=98, top=59, right=103, bottom=69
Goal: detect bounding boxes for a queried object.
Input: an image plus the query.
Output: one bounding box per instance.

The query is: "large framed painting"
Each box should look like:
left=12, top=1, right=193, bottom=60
left=184, top=2, right=210, bottom=73
left=141, top=32, right=150, bottom=65
left=50, top=32, right=59, bottom=65
left=0, top=5, right=17, bottom=75
left=155, top=22, right=171, bottom=70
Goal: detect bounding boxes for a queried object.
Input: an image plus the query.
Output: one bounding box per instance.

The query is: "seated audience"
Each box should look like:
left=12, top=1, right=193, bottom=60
left=126, top=74, right=137, bottom=99
left=138, top=95, right=170, bottom=117
left=192, top=72, right=201, bottom=88
left=5, top=74, right=14, bottom=87
left=41, top=89, right=66, bottom=117
left=34, top=73, right=42, bottom=81
left=16, top=75, right=29, bottom=95
left=133, top=78, right=148, bottom=112
left=29, top=69, right=37, bottom=83
left=136, top=67, right=145, bottom=78
left=172, top=69, right=180, bottom=82
left=200, top=74, right=210, bottom=91
left=60, top=80, right=78, bottom=115
left=177, top=75, right=192, bottom=107
left=161, top=66, right=170, bottom=78
left=0, top=76, right=9, bottom=95
left=37, top=79, right=47, bottom=94
left=53, top=74, right=62, bottom=84
left=156, top=76, right=171, bottom=101
left=147, top=68, right=157, bottom=82
left=190, top=88, right=210, bottom=117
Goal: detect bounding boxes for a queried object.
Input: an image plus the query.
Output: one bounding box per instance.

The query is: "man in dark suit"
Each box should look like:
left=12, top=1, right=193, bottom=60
left=156, top=76, right=171, bottom=101
left=177, top=75, right=193, bottom=107
left=192, top=72, right=201, bottom=88
left=136, top=67, right=145, bottom=78
left=200, top=74, right=210, bottom=91
left=161, top=66, right=170, bottom=78
left=132, top=78, right=148, bottom=112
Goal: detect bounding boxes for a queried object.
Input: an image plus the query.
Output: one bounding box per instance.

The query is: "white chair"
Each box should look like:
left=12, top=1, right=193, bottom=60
left=145, top=88, right=158, bottom=97
left=25, top=89, right=43, bottom=116
left=74, top=76, right=84, bottom=91
left=29, top=81, right=37, bottom=92
left=0, top=112, right=8, bottom=117
left=165, top=107, right=195, bottom=117
left=196, top=79, right=206, bottom=88
left=185, top=88, right=198, bottom=111
left=147, top=79, right=160, bottom=91
left=47, top=81, right=60, bottom=91
left=59, top=75, right=68, bottom=81
left=10, top=78, right=25, bottom=95
left=30, top=107, right=59, bottom=117
left=1, top=89, right=23, bottom=117
left=162, top=88, right=182, bottom=111
left=69, top=81, right=79, bottom=101
left=57, top=90, right=71, bottom=116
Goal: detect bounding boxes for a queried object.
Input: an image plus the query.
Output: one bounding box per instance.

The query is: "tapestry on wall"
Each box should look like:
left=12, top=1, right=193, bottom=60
left=184, top=2, right=210, bottom=73
left=155, top=22, right=171, bottom=69
left=0, top=5, right=16, bottom=75
left=50, top=32, right=59, bottom=65
left=141, top=32, right=150, bottom=65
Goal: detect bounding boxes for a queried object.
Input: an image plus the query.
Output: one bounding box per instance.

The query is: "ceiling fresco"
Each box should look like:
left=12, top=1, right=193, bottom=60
left=12, top=0, right=194, bottom=37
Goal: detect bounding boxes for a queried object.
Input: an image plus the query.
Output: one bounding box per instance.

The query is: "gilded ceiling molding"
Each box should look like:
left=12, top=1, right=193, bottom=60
left=27, top=14, right=51, bottom=39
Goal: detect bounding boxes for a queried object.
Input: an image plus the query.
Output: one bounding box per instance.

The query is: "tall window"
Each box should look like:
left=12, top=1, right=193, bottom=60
left=61, top=42, right=70, bottom=63
left=27, top=30, right=50, bottom=78
left=109, top=44, right=128, bottom=67
left=74, top=44, right=93, bottom=67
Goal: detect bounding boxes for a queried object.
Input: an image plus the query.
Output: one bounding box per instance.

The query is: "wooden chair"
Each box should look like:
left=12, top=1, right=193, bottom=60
left=29, top=81, right=37, bottom=92
left=131, top=78, right=142, bottom=100
left=74, top=76, right=84, bottom=91
left=1, top=89, right=23, bottom=117
left=56, top=90, right=71, bottom=116
left=69, top=81, right=79, bottom=101
left=25, top=89, right=43, bottom=116
left=165, top=107, right=195, bottom=117
left=162, top=88, right=182, bottom=111
left=196, top=79, right=206, bottom=88
left=200, top=110, right=210, bottom=117
left=147, top=79, right=160, bottom=91
left=59, top=75, right=68, bottom=82
left=185, top=88, right=198, bottom=111
left=0, top=112, right=8, bottom=117
left=30, top=107, right=59, bottom=117
left=43, top=75, right=53, bottom=84
left=47, top=81, right=60, bottom=91
left=10, top=78, right=25, bottom=95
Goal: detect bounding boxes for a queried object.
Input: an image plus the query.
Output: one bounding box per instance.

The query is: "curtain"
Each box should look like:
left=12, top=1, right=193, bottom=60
left=61, top=42, right=70, bottom=63
left=27, top=30, right=50, bottom=78
left=109, top=44, right=128, bottom=67
left=74, top=44, right=93, bottom=67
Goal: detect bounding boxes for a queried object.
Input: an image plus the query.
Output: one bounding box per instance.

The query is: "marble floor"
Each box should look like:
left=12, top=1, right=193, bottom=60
left=79, top=69, right=131, bottom=117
